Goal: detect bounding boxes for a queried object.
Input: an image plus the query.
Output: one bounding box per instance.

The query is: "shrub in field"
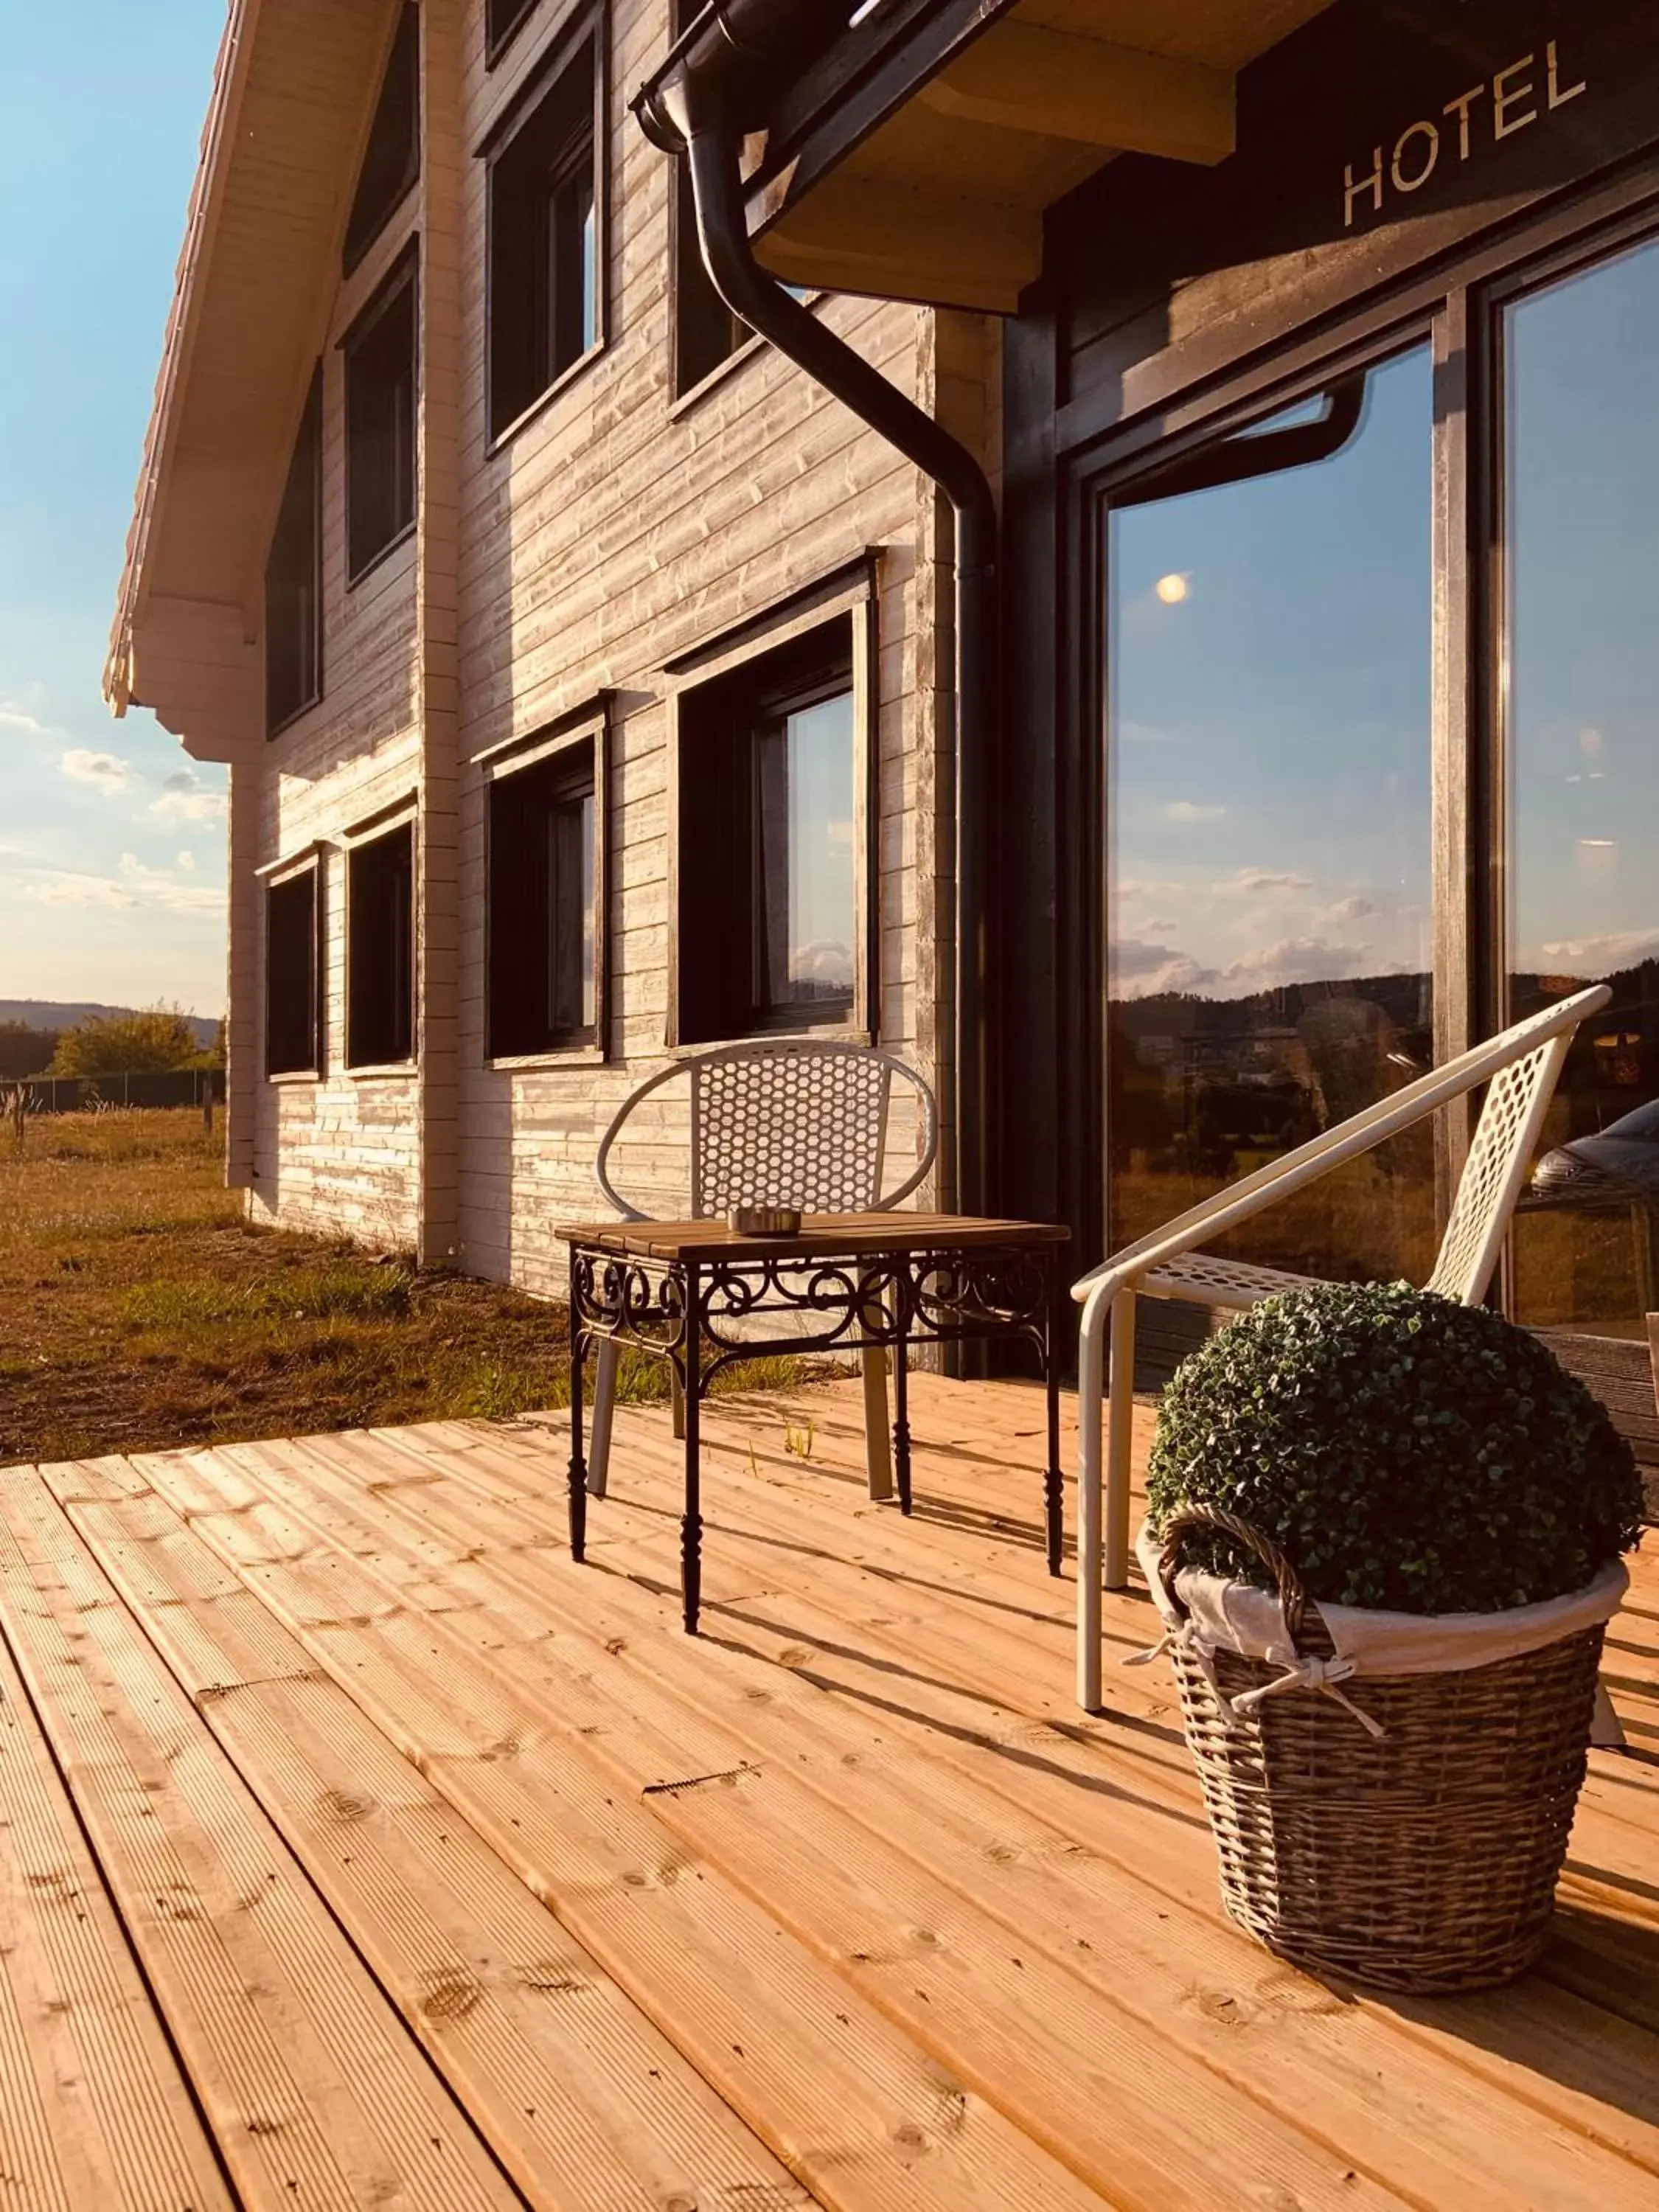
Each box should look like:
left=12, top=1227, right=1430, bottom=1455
left=49, top=1006, right=202, bottom=1077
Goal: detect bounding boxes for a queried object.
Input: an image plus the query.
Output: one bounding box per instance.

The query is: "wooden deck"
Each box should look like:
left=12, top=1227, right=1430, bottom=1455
left=1, top=1374, right=1656, bottom=2211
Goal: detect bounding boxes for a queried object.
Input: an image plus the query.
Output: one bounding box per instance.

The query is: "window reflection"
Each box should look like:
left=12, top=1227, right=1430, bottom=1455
left=1107, top=346, right=1434, bottom=1280
left=1508, top=237, right=1659, bottom=1335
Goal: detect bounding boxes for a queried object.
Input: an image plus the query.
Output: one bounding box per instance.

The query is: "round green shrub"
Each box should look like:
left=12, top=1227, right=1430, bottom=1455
left=1146, top=1280, right=1644, bottom=1614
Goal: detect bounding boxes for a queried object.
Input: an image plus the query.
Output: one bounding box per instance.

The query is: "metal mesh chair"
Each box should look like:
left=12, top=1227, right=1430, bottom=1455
left=585, top=1040, right=939, bottom=1498
left=1071, top=984, right=1612, bottom=1708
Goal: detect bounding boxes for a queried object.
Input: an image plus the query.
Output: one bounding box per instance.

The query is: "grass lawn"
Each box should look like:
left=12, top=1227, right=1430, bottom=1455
left=0, top=1107, right=808, bottom=1465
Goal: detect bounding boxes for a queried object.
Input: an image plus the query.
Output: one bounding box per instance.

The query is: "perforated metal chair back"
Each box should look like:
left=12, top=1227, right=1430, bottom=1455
left=595, top=1039, right=939, bottom=1223
left=1424, top=1035, right=1574, bottom=1304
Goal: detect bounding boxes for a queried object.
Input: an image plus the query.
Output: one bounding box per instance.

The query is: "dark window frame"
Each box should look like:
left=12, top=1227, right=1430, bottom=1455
left=484, top=713, right=608, bottom=1062
left=264, top=859, right=325, bottom=1080
left=265, top=366, right=324, bottom=739
left=484, top=0, right=539, bottom=69
left=342, top=243, right=420, bottom=586
left=343, top=2, right=421, bottom=277
left=346, top=818, right=417, bottom=1070
left=1053, top=157, right=1659, bottom=1304
left=672, top=596, right=874, bottom=1048
left=481, top=10, right=607, bottom=448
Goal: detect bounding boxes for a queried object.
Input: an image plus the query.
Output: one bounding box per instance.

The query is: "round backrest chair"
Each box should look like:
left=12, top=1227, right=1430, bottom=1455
left=585, top=1040, right=939, bottom=1498
left=594, top=1038, right=938, bottom=1222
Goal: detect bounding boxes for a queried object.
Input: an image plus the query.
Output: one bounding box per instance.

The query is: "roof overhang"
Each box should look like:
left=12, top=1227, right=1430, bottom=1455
left=106, top=0, right=403, bottom=760
left=742, top=0, right=1336, bottom=313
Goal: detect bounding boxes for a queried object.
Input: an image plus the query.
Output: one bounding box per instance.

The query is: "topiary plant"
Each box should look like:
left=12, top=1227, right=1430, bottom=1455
left=1146, top=1280, right=1644, bottom=1614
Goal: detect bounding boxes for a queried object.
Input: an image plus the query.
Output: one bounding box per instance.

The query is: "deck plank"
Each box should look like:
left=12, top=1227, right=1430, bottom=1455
left=212, top=1417, right=1659, bottom=2207
left=141, top=1451, right=1116, bottom=2212
left=0, top=1601, right=234, bottom=2212
left=0, top=1468, right=521, bottom=2212
left=44, top=1496, right=815, bottom=2212
left=6, top=1377, right=1656, bottom=2212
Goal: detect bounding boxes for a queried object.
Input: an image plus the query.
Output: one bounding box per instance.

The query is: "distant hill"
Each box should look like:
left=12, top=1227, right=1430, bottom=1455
left=0, top=1001, right=220, bottom=1049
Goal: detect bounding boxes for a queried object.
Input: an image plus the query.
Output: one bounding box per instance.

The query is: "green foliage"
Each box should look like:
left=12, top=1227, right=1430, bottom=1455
left=122, top=1263, right=415, bottom=1335
left=1147, top=1280, right=1644, bottom=1614
left=49, top=1005, right=202, bottom=1077
left=0, top=1022, right=58, bottom=1079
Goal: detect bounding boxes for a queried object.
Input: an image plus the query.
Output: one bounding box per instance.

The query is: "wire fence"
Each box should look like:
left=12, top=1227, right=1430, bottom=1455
left=0, top=1068, right=226, bottom=1116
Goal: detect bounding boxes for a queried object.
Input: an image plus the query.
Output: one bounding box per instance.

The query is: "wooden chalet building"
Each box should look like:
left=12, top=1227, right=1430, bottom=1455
left=112, top=0, right=1659, bottom=1355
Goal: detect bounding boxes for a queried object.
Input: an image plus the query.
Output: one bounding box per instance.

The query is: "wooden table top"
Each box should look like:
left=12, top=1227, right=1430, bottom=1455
left=557, top=1212, right=1071, bottom=1265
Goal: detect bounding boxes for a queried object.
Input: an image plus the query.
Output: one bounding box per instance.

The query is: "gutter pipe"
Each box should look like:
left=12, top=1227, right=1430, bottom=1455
left=633, top=1, right=998, bottom=1218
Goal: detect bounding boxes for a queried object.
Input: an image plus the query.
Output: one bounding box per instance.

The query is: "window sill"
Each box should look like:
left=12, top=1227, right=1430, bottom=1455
left=667, top=288, right=830, bottom=422
left=345, top=1060, right=418, bottom=1080
left=671, top=1018, right=872, bottom=1060
left=486, top=339, right=606, bottom=457
left=266, top=691, right=324, bottom=745
left=668, top=327, right=768, bottom=419
left=265, top=1068, right=322, bottom=1085
left=488, top=1041, right=605, bottom=1071
left=347, top=520, right=417, bottom=593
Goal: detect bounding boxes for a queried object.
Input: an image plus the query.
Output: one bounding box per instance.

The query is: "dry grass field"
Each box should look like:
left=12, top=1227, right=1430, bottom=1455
left=0, top=1107, right=806, bottom=1465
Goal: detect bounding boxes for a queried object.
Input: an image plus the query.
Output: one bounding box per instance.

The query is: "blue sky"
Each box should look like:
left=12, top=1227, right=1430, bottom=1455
left=0, top=1, right=228, bottom=1015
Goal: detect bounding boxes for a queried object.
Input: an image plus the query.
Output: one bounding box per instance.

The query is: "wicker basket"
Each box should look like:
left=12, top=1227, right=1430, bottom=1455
left=1160, top=1505, right=1607, bottom=1993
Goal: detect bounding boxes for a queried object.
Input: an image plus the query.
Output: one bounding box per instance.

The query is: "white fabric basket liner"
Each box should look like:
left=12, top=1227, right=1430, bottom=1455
left=1133, top=1520, right=1630, bottom=1746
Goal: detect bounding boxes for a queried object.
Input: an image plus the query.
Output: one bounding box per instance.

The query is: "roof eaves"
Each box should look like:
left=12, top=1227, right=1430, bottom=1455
left=105, top=0, right=260, bottom=717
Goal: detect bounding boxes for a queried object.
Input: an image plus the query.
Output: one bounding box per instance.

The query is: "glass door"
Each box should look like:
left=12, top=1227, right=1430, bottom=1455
left=1504, top=234, right=1659, bottom=1334
left=1104, top=344, right=1436, bottom=1282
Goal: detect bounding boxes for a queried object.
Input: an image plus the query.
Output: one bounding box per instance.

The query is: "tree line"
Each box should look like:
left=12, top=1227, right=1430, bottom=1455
left=0, top=1006, right=225, bottom=1082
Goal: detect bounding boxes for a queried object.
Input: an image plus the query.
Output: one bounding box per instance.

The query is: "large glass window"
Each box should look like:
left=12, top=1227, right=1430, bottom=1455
left=677, top=616, right=859, bottom=1043
left=1106, top=345, right=1435, bottom=1283
left=344, top=251, right=418, bottom=582
left=265, top=368, right=322, bottom=737
left=347, top=823, right=415, bottom=1068
left=487, top=27, right=600, bottom=441
left=487, top=737, right=599, bottom=1057
left=1506, top=237, right=1659, bottom=1335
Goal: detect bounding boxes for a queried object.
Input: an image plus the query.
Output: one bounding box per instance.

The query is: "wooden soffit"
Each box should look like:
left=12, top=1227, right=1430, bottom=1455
left=747, top=0, right=1337, bottom=313
left=107, top=0, right=403, bottom=756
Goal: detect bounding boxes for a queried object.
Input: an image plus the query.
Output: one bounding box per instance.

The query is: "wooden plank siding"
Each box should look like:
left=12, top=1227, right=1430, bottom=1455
left=1, top=1378, right=1656, bottom=2207
left=223, top=0, right=976, bottom=1278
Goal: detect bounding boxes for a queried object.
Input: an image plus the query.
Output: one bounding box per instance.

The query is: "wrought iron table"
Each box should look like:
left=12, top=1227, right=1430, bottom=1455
left=557, top=1212, right=1071, bottom=1633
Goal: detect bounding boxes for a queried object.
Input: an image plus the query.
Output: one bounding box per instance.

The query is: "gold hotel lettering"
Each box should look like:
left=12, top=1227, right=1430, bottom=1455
left=1343, top=38, right=1586, bottom=229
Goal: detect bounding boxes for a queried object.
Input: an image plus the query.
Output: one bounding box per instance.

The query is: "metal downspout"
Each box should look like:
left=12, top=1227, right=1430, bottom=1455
left=666, top=108, right=998, bottom=1219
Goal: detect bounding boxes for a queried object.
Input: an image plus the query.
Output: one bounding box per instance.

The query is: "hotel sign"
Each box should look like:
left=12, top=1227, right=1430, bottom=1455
left=1343, top=39, right=1587, bottom=229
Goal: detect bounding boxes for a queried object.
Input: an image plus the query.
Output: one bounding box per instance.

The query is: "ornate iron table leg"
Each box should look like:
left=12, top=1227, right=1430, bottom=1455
left=1043, top=1246, right=1063, bottom=1576
left=893, top=1283, right=914, bottom=1516
left=567, top=1245, right=588, bottom=1563
left=681, top=1261, right=703, bottom=1633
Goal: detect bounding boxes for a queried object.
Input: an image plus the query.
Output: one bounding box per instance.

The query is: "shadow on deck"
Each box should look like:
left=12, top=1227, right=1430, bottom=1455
left=0, top=1372, right=1655, bottom=2209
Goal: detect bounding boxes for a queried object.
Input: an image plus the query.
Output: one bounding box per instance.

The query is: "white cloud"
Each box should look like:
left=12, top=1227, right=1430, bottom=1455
left=1220, top=936, right=1374, bottom=991
left=60, top=748, right=133, bottom=793
left=0, top=701, right=55, bottom=739
left=1164, top=800, right=1226, bottom=824
left=148, top=786, right=228, bottom=826
left=1536, top=927, right=1659, bottom=972
left=178, top=851, right=196, bottom=872
left=1226, top=868, right=1315, bottom=895
left=148, top=766, right=228, bottom=827
left=1326, top=894, right=1377, bottom=922
left=29, top=854, right=223, bottom=917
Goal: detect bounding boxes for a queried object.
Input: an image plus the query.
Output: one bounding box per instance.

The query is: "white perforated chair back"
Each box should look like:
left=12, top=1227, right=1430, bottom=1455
left=595, top=1040, right=938, bottom=1222
left=1424, top=1031, right=1575, bottom=1304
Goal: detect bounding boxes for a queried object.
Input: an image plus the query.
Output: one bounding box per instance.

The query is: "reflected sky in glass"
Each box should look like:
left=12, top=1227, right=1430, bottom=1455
left=1509, top=234, right=1659, bottom=984
left=1109, top=347, right=1433, bottom=1004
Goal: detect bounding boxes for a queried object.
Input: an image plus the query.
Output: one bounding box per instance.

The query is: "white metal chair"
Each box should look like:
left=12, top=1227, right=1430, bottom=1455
left=584, top=1039, right=939, bottom=1498
left=1071, top=983, right=1613, bottom=1708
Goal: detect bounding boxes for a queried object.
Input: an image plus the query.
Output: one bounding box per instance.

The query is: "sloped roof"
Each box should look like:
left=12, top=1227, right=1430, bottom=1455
left=106, top=0, right=401, bottom=757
